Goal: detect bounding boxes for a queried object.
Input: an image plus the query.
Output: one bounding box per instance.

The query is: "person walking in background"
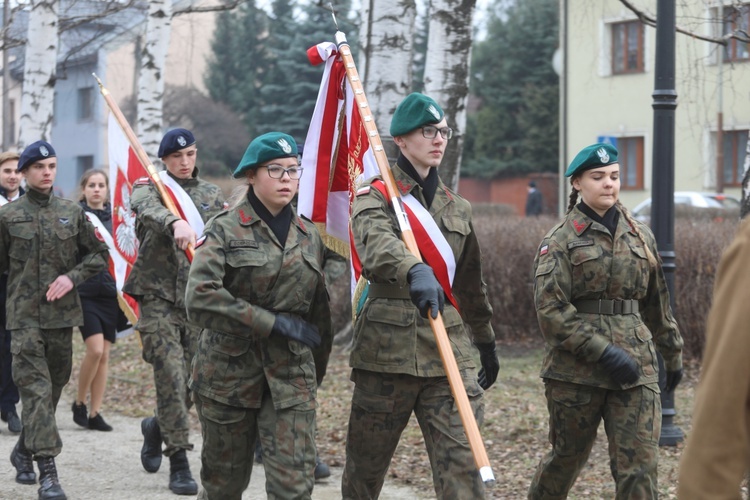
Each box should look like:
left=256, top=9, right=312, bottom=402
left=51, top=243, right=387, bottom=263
left=0, top=151, right=24, bottom=435
left=186, top=132, right=332, bottom=499
left=525, top=180, right=543, bottom=216
left=71, top=169, right=124, bottom=432
left=528, top=143, right=684, bottom=499
left=123, top=128, right=225, bottom=496
left=677, top=218, right=750, bottom=499
left=342, top=93, right=499, bottom=499
left=4, top=141, right=108, bottom=499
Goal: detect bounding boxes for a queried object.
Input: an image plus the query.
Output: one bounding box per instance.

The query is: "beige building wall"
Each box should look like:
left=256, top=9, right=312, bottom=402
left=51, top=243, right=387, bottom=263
left=565, top=0, right=750, bottom=209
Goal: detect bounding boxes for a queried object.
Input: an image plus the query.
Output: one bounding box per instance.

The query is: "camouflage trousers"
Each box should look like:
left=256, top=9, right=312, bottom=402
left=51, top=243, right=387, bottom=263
left=342, top=369, right=485, bottom=500
left=11, top=327, right=72, bottom=457
left=137, top=295, right=200, bottom=456
left=528, top=380, right=661, bottom=500
left=194, top=391, right=316, bottom=500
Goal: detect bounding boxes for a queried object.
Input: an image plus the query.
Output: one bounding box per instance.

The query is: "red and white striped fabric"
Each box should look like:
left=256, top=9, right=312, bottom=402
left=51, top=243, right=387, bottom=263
left=298, top=41, right=379, bottom=296
left=107, top=113, right=146, bottom=328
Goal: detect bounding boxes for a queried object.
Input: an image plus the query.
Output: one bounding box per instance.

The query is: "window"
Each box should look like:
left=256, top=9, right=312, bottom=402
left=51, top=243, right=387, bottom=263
left=722, top=130, right=748, bottom=186
left=612, top=21, right=644, bottom=74
left=77, top=87, right=94, bottom=121
left=76, top=156, right=94, bottom=181
left=618, top=137, right=644, bottom=190
left=723, top=5, right=750, bottom=62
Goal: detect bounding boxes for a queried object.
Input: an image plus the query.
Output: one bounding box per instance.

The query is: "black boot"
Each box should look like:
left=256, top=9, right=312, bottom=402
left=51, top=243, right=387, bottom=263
left=314, top=453, right=331, bottom=480
left=10, top=437, right=36, bottom=485
left=36, top=456, right=67, bottom=500
left=168, top=449, right=197, bottom=495
left=140, top=416, right=162, bottom=473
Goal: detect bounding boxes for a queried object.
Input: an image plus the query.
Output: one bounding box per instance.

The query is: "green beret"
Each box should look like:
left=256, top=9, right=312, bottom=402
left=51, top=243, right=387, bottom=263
left=233, top=132, right=298, bottom=179
left=565, top=143, right=619, bottom=177
left=389, top=93, right=444, bottom=137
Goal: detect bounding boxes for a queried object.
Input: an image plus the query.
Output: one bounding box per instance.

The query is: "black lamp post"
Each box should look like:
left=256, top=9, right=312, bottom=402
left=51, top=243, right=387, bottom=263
left=649, top=0, right=683, bottom=446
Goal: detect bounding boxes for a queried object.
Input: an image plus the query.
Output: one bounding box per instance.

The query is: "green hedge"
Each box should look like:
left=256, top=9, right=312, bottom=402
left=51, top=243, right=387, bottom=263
left=325, top=208, right=740, bottom=360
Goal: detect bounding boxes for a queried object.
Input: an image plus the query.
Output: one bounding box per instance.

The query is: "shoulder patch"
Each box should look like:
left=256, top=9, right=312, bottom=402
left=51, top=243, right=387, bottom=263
left=356, top=186, right=370, bottom=196
left=195, top=235, right=207, bottom=248
left=567, top=239, right=594, bottom=250
left=133, top=177, right=151, bottom=186
left=539, top=244, right=549, bottom=256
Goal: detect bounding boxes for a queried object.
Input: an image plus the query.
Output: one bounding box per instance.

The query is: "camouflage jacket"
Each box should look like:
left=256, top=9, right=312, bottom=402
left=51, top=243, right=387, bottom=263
left=123, top=169, right=225, bottom=306
left=0, top=188, right=108, bottom=329
left=350, top=164, right=494, bottom=377
left=533, top=205, right=684, bottom=390
left=186, top=196, right=332, bottom=410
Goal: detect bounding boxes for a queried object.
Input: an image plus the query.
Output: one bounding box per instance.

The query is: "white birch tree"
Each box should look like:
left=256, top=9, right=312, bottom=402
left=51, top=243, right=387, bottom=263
left=359, top=0, right=416, bottom=161
left=136, top=0, right=172, bottom=160
left=18, top=0, right=59, bottom=146
left=422, top=0, right=476, bottom=190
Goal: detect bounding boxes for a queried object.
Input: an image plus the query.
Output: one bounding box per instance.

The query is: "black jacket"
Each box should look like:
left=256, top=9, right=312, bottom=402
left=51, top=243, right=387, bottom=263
left=77, top=202, right=117, bottom=298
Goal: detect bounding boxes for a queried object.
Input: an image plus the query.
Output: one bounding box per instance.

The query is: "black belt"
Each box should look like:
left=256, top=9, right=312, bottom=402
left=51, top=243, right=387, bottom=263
left=573, top=299, right=639, bottom=315
left=367, top=283, right=411, bottom=300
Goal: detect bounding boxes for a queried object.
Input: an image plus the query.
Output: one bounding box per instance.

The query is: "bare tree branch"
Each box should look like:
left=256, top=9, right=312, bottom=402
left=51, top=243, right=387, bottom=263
left=59, top=0, right=140, bottom=33
left=173, top=0, right=247, bottom=17
left=619, top=0, right=750, bottom=45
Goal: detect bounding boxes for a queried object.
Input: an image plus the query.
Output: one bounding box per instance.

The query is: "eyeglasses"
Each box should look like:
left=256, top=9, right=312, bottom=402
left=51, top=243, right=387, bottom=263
left=421, top=126, right=453, bottom=140
left=264, top=164, right=304, bottom=180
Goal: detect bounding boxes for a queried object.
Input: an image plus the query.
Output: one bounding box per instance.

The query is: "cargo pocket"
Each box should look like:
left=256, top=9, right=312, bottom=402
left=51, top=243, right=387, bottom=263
left=355, top=301, right=416, bottom=366
left=570, top=246, right=605, bottom=293
left=286, top=338, right=315, bottom=391
left=8, top=223, right=33, bottom=261
left=635, top=385, right=660, bottom=445
left=548, top=383, right=593, bottom=457
left=209, top=330, right=253, bottom=392
left=634, top=323, right=657, bottom=379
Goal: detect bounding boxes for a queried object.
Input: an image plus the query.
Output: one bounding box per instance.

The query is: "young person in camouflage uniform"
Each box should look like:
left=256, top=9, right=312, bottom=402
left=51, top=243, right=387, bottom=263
left=4, top=141, right=108, bottom=500
left=341, top=93, right=499, bottom=499
left=528, top=143, right=684, bottom=499
left=185, top=132, right=331, bottom=500
left=123, top=128, right=225, bottom=495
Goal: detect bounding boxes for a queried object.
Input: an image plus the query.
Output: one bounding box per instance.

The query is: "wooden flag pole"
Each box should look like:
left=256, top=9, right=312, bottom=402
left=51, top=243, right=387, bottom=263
left=93, top=73, right=194, bottom=261
left=332, top=28, right=495, bottom=485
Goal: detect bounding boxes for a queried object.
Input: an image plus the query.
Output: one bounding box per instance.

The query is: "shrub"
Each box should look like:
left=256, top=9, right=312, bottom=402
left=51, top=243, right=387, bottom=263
left=321, top=207, right=739, bottom=361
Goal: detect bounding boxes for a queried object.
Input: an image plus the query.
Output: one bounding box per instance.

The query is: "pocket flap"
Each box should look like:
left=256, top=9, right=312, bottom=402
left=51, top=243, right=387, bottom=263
left=570, top=245, right=602, bottom=265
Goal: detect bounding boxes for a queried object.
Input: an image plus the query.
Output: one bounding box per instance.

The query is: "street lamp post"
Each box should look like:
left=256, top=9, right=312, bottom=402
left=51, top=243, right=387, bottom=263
left=650, top=0, right=683, bottom=446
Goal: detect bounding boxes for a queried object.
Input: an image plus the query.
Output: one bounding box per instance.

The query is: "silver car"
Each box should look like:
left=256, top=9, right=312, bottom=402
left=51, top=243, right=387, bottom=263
left=631, top=191, right=741, bottom=223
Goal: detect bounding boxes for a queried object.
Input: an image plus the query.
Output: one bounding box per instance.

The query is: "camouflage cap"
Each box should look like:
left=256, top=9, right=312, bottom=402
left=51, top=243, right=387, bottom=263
left=389, top=93, right=444, bottom=137
left=158, top=128, right=196, bottom=158
left=233, top=132, right=298, bottom=179
left=18, top=140, right=56, bottom=172
left=565, top=143, right=619, bottom=177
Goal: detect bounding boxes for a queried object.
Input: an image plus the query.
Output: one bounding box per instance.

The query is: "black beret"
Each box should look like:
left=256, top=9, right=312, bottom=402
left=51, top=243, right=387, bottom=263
left=18, top=140, right=56, bottom=172
left=158, top=128, right=196, bottom=158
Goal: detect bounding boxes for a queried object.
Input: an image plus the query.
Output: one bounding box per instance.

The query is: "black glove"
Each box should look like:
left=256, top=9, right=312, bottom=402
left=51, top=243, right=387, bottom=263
left=271, top=314, right=321, bottom=349
left=665, top=369, right=683, bottom=393
left=598, top=344, right=639, bottom=386
left=407, top=263, right=445, bottom=319
left=476, top=342, right=500, bottom=390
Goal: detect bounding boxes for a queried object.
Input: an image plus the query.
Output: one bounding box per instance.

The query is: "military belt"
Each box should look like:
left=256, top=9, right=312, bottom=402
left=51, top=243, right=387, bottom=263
left=573, top=299, right=639, bottom=315
left=367, top=283, right=411, bottom=300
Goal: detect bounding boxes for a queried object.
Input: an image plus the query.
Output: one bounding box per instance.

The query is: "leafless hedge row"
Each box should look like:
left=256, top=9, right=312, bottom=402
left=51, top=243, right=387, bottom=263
left=324, top=206, right=740, bottom=360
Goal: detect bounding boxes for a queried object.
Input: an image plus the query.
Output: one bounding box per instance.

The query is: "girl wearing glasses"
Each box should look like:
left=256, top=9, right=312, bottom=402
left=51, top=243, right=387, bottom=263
left=185, top=132, right=331, bottom=499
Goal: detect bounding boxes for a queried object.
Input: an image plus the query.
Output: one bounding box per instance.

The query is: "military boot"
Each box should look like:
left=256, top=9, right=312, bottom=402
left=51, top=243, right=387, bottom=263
left=168, top=449, right=198, bottom=495
left=10, top=437, right=36, bottom=484
left=314, top=453, right=331, bottom=480
left=140, top=416, right=162, bottom=473
left=36, top=456, right=67, bottom=500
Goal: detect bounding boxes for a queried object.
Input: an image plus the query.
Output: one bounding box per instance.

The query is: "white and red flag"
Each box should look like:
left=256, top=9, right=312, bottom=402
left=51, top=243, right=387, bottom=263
left=297, top=41, right=379, bottom=299
left=107, top=113, right=146, bottom=331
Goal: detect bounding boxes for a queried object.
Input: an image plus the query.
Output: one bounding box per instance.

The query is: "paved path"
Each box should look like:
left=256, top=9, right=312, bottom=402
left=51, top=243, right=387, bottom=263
left=0, top=399, right=426, bottom=500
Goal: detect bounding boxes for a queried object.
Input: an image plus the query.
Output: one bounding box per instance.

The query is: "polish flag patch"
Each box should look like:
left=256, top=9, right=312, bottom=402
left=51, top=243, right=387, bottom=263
left=195, top=235, right=207, bottom=249
left=539, top=244, right=549, bottom=256
left=356, top=186, right=370, bottom=196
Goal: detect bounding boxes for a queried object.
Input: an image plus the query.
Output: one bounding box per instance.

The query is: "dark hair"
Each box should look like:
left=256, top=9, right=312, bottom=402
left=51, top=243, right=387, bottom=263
left=78, top=169, right=109, bottom=202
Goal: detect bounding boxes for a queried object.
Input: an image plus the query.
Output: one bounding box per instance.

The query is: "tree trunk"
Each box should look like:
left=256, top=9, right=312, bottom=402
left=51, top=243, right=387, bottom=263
left=359, top=0, right=416, bottom=162
left=422, top=0, right=476, bottom=191
left=136, top=0, right=172, bottom=161
left=18, top=0, right=59, bottom=146
left=741, top=130, right=750, bottom=219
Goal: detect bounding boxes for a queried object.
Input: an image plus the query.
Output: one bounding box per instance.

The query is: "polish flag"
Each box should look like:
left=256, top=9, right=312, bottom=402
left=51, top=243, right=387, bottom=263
left=107, top=113, right=146, bottom=330
left=298, top=42, right=379, bottom=300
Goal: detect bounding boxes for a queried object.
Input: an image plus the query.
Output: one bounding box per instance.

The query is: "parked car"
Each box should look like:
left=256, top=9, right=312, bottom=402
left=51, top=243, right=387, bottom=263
left=631, top=191, right=741, bottom=224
